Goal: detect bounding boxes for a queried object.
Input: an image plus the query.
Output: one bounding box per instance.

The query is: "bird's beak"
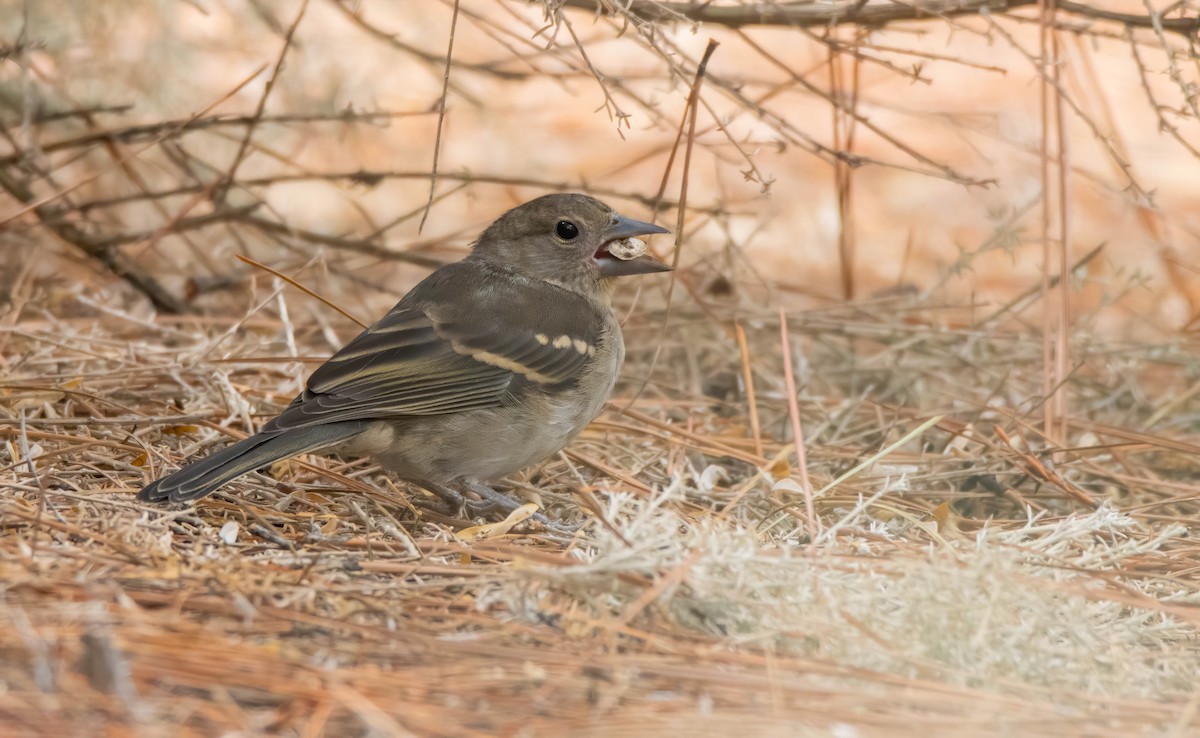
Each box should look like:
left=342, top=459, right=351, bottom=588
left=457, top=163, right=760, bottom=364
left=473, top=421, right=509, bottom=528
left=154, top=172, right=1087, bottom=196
left=595, top=215, right=672, bottom=278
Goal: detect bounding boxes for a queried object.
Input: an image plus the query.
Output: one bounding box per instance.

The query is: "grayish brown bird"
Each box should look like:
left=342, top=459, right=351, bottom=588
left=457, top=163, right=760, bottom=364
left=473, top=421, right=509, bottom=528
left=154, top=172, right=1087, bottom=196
left=138, top=194, right=670, bottom=519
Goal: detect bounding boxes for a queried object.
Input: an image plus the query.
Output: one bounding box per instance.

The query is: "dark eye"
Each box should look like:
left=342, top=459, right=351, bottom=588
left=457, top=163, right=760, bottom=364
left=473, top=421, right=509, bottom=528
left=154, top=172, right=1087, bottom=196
left=556, top=220, right=579, bottom=240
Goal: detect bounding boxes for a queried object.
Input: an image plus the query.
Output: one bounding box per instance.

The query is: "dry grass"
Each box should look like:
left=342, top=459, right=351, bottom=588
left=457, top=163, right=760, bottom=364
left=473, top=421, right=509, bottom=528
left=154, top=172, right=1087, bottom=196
left=3, top=287, right=1200, bottom=737
left=5, top=1, right=1200, bottom=736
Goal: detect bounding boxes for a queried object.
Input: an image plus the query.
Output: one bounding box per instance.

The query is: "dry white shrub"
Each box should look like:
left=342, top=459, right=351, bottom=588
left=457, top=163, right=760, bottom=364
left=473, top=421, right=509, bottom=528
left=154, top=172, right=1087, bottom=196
left=483, top=480, right=1199, bottom=700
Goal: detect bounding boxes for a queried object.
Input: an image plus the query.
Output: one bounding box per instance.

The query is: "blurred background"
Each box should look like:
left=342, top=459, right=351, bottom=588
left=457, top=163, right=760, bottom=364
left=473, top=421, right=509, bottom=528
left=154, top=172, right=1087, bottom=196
left=4, top=0, right=1199, bottom=337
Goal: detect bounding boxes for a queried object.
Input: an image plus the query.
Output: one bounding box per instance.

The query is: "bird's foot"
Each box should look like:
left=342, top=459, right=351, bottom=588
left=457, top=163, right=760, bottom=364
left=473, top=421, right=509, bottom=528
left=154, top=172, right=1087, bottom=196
left=462, top=480, right=573, bottom=531
left=423, top=480, right=579, bottom=535
left=420, top=481, right=467, bottom=513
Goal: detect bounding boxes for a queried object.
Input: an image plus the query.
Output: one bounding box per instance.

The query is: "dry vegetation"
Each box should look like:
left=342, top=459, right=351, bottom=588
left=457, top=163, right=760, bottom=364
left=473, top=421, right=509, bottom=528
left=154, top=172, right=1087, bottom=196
left=3, top=0, right=1200, bottom=736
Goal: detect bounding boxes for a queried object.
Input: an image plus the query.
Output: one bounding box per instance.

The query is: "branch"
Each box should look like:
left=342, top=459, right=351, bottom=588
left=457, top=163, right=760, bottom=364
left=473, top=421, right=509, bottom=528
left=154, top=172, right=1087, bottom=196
left=234, top=213, right=448, bottom=269
left=553, top=0, right=1200, bottom=37
left=0, top=167, right=186, bottom=313
left=74, top=170, right=738, bottom=216
left=0, top=111, right=433, bottom=168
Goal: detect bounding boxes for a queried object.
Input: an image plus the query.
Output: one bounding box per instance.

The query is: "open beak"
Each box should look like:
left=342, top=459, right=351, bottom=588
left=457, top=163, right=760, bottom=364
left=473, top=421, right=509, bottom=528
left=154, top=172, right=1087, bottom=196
left=595, top=215, right=672, bottom=278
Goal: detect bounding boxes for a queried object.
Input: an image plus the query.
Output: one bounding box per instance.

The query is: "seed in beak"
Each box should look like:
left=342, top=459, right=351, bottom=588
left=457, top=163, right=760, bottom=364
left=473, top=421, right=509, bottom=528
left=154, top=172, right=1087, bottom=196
left=602, top=237, right=647, bottom=261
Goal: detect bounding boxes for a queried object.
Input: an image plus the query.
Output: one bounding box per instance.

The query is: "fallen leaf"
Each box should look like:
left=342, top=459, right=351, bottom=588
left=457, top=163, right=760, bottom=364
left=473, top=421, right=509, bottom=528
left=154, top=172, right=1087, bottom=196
left=455, top=503, right=539, bottom=541
left=163, top=425, right=199, bottom=436
left=769, top=456, right=791, bottom=481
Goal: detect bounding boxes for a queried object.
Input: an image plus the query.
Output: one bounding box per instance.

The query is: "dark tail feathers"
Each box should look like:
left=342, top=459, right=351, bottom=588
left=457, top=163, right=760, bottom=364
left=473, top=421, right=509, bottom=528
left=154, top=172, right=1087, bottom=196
left=138, top=422, right=365, bottom=503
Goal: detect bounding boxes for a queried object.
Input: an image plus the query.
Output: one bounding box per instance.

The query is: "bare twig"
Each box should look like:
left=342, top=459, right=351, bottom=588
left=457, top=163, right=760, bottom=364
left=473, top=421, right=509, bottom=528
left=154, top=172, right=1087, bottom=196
left=1053, top=21, right=1072, bottom=443
left=622, top=39, right=720, bottom=409
left=779, top=307, right=817, bottom=541
left=74, top=170, right=735, bottom=217
left=330, top=0, right=530, bottom=81
left=235, top=254, right=368, bottom=329
left=0, top=110, right=433, bottom=168
left=0, top=64, right=266, bottom=227
left=735, top=322, right=763, bottom=458
left=418, top=0, right=461, bottom=234
left=558, top=10, right=630, bottom=133
left=216, top=0, right=309, bottom=205
left=234, top=213, right=448, bottom=269
left=554, top=0, right=1200, bottom=37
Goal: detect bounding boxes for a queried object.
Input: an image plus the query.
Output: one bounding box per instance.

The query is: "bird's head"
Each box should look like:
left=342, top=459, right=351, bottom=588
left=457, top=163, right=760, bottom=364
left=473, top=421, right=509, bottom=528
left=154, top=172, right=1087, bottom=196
left=470, top=193, right=671, bottom=294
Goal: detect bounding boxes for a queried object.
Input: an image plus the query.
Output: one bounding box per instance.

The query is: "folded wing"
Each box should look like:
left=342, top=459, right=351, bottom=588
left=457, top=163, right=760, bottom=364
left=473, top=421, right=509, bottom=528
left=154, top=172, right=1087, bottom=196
left=263, top=262, right=604, bottom=432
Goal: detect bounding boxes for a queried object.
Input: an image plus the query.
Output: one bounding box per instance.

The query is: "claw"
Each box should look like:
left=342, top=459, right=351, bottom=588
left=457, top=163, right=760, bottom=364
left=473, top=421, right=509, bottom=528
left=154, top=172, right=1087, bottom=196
left=420, top=479, right=578, bottom=535
left=420, top=482, right=467, bottom=514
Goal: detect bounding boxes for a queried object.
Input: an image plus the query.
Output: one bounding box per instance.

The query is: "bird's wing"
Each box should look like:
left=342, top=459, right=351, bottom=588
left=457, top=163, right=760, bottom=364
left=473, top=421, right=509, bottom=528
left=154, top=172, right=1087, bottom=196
left=262, top=261, right=605, bottom=432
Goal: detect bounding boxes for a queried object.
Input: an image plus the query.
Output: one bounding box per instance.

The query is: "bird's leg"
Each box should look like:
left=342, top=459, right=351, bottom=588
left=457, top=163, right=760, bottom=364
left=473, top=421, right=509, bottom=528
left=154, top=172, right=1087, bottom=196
left=460, top=480, right=524, bottom=517
left=418, top=480, right=468, bottom=514
left=420, top=479, right=519, bottom=520
left=461, top=480, right=585, bottom=534
left=421, top=479, right=575, bottom=533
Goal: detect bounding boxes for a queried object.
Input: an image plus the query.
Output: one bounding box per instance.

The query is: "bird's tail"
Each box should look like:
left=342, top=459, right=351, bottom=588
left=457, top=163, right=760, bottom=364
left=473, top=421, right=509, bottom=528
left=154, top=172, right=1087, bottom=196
left=137, top=422, right=366, bottom=504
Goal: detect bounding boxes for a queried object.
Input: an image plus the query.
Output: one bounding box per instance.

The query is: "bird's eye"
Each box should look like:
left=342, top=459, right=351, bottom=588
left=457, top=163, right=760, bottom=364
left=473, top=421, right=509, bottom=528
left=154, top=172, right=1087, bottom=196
left=556, top=220, right=579, bottom=240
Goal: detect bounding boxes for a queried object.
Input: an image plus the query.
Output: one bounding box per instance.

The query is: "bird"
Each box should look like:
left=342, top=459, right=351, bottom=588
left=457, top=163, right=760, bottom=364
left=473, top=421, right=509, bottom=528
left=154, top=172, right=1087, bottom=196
left=138, top=193, right=671, bottom=523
